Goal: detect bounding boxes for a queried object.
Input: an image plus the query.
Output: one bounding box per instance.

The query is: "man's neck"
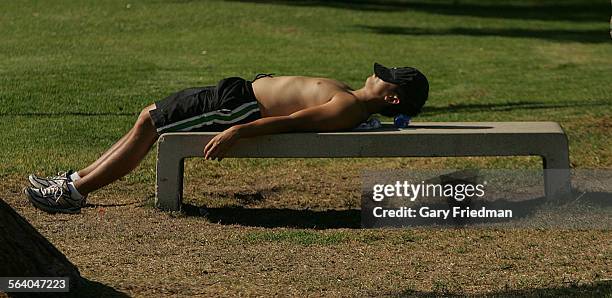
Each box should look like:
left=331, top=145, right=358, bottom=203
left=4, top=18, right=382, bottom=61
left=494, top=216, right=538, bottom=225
left=351, top=87, right=386, bottom=115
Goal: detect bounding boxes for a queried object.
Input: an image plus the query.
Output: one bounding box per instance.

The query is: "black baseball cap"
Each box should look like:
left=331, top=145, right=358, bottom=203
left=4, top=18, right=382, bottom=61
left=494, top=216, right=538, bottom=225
left=374, top=62, right=429, bottom=116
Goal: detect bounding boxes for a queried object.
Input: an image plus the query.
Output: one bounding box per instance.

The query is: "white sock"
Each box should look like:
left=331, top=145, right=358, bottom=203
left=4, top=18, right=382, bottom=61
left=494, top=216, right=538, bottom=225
left=69, top=171, right=81, bottom=182
left=67, top=182, right=85, bottom=200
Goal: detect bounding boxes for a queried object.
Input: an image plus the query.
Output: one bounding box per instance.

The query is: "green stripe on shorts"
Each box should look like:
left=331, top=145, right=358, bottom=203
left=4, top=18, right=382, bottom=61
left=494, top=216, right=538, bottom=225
left=159, top=102, right=259, bottom=133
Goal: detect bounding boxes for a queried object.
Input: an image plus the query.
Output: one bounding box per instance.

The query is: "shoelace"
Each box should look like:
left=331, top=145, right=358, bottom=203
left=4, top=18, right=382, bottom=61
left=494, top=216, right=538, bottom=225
left=49, top=171, right=68, bottom=180
left=41, top=179, right=68, bottom=203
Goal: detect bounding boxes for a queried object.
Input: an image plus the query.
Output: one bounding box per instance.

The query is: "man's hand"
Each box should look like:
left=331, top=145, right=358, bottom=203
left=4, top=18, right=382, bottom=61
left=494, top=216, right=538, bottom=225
left=202, top=93, right=365, bottom=160
left=203, top=127, right=240, bottom=161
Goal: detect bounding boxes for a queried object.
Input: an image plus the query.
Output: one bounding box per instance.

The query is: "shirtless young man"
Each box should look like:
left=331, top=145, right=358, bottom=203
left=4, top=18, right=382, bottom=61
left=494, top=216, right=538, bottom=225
left=24, top=63, right=429, bottom=213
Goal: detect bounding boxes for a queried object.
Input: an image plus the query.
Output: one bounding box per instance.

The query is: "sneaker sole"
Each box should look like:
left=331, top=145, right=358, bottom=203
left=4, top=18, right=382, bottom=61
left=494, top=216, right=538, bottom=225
left=23, top=187, right=81, bottom=214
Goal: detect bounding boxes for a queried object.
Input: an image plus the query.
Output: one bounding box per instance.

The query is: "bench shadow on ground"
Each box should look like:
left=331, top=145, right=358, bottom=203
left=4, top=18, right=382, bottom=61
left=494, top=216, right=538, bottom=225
left=227, top=0, right=604, bottom=23
left=182, top=204, right=362, bottom=229
left=366, top=191, right=612, bottom=228
left=181, top=191, right=610, bottom=229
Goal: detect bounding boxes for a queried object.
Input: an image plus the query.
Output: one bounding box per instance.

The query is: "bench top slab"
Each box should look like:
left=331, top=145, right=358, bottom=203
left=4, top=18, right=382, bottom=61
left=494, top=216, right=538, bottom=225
left=156, top=122, right=568, bottom=158
left=161, top=122, right=565, bottom=137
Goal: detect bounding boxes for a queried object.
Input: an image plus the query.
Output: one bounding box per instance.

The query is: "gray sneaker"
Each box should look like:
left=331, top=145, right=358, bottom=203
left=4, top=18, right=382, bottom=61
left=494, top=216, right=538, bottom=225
left=28, top=170, right=74, bottom=189
left=24, top=180, right=86, bottom=214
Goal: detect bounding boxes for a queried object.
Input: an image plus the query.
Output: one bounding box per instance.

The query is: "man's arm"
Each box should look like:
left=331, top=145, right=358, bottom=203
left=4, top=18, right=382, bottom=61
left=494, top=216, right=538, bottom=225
left=203, top=94, right=366, bottom=160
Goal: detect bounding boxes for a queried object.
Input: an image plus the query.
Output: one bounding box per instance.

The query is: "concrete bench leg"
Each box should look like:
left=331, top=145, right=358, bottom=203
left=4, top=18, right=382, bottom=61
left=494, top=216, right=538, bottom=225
left=542, top=148, right=571, bottom=201
left=155, top=153, right=184, bottom=211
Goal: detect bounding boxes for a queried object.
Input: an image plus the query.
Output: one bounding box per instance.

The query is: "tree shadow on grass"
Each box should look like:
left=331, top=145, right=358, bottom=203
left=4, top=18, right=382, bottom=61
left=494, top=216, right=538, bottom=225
left=5, top=101, right=608, bottom=119
left=10, top=279, right=129, bottom=298
left=0, top=111, right=137, bottom=117
left=228, top=0, right=605, bottom=23
left=357, top=25, right=608, bottom=44
left=401, top=280, right=611, bottom=297
left=71, top=278, right=130, bottom=298
left=420, top=100, right=611, bottom=116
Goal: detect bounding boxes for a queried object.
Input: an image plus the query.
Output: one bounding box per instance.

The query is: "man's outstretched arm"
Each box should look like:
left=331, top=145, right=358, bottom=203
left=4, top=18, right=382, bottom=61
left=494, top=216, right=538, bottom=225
left=203, top=94, right=366, bottom=160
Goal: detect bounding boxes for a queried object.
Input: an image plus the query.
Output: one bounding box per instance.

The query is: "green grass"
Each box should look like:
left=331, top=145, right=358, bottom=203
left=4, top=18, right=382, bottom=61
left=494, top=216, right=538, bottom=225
left=242, top=229, right=427, bottom=245
left=1, top=2, right=611, bottom=295
left=244, top=230, right=349, bottom=245
left=1, top=0, right=610, bottom=175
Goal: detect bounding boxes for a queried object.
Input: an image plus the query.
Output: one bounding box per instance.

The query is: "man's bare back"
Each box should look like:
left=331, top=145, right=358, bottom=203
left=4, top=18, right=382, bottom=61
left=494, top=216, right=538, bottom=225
left=252, top=76, right=355, bottom=117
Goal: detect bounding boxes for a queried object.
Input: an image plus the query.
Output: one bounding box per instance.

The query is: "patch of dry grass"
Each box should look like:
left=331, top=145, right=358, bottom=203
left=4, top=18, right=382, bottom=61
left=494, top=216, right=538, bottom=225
left=2, top=169, right=610, bottom=296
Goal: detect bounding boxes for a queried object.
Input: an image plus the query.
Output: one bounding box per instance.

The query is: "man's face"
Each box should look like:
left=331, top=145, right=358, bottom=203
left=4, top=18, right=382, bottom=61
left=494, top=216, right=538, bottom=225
left=366, top=73, right=398, bottom=97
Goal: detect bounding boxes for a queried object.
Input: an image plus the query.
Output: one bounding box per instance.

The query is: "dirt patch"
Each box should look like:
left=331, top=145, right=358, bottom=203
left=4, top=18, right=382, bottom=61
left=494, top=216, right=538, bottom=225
left=2, top=165, right=610, bottom=296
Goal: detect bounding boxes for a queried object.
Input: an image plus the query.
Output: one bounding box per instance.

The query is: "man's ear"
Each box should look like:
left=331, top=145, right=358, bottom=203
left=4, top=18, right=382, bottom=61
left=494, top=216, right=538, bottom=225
left=384, top=94, right=400, bottom=105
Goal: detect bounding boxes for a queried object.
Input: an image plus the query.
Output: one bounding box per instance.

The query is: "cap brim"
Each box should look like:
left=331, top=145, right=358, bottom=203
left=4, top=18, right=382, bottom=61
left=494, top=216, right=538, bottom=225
left=374, top=62, right=394, bottom=83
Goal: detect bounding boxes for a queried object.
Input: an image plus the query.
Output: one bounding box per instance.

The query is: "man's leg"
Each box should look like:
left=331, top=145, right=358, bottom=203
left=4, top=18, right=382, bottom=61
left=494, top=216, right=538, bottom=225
left=73, top=104, right=159, bottom=195
left=77, top=103, right=157, bottom=177
left=76, top=126, right=134, bottom=178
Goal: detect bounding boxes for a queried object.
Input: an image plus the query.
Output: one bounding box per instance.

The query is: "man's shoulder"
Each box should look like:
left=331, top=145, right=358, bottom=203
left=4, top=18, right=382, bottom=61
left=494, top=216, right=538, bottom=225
left=330, top=91, right=369, bottom=119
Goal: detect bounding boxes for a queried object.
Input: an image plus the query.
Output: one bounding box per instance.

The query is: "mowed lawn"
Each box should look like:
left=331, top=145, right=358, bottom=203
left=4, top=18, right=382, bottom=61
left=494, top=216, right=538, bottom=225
left=1, top=0, right=611, bottom=296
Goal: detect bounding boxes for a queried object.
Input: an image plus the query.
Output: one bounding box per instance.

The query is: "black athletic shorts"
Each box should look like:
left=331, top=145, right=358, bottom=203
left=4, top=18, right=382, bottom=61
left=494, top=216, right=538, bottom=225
left=149, top=76, right=266, bottom=133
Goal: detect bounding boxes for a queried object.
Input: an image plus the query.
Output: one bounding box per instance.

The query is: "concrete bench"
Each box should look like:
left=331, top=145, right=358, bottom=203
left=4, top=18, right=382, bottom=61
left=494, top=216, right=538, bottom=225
left=155, top=122, right=571, bottom=211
